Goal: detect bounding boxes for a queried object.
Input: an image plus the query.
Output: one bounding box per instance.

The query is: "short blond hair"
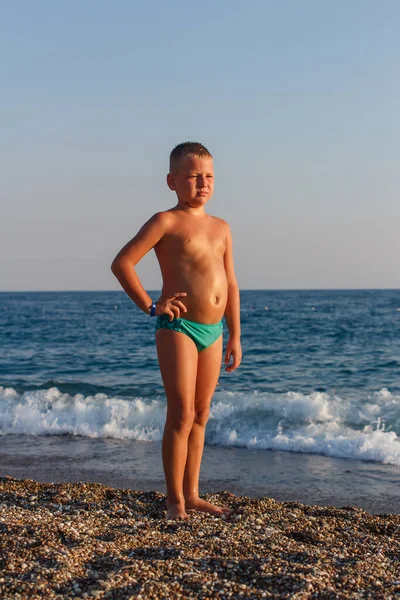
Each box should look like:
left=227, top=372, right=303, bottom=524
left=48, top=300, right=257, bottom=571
left=169, top=142, right=212, bottom=172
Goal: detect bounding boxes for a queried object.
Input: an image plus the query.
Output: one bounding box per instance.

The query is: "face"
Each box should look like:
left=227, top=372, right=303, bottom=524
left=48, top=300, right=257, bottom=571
left=167, top=156, right=214, bottom=208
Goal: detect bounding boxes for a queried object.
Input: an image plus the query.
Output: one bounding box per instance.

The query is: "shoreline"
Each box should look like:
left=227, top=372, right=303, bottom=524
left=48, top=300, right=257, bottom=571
left=1, top=435, right=400, bottom=515
left=1, top=476, right=399, bottom=599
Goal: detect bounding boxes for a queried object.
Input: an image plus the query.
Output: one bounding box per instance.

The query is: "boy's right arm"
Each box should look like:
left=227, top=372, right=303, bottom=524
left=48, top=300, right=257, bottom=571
left=110, top=212, right=186, bottom=318
left=111, top=213, right=165, bottom=313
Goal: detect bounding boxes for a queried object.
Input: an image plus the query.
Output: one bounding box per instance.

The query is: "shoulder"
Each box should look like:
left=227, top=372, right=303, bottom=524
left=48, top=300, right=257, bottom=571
left=209, top=215, right=231, bottom=231
left=147, top=210, right=175, bottom=230
left=211, top=217, right=232, bottom=244
left=149, top=210, right=173, bottom=223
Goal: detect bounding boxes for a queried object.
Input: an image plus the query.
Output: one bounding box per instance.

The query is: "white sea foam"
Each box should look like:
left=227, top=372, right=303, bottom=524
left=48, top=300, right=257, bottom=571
left=0, top=385, right=399, bottom=466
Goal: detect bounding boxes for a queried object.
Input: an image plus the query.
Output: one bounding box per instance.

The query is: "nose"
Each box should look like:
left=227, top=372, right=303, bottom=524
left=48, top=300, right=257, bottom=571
left=197, top=174, right=207, bottom=188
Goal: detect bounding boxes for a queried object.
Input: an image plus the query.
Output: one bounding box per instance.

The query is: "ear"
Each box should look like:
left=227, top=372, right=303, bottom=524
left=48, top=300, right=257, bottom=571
left=166, top=172, right=176, bottom=191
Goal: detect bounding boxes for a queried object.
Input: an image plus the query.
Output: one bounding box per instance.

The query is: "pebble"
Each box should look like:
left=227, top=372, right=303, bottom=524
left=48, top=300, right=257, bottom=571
left=0, top=476, right=399, bottom=599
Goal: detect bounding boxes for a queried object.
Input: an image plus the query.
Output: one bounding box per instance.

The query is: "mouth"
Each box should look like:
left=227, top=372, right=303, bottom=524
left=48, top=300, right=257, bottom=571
left=197, top=191, right=208, bottom=196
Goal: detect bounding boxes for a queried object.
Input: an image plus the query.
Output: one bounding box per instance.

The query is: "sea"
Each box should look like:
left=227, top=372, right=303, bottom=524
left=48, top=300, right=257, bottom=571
left=1, top=290, right=399, bottom=514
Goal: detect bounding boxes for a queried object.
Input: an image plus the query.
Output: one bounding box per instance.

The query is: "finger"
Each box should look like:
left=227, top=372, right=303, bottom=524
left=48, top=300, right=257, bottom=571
left=165, top=308, right=175, bottom=321
left=224, top=349, right=231, bottom=364
left=171, top=300, right=187, bottom=313
left=232, top=356, right=240, bottom=370
left=226, top=354, right=240, bottom=372
left=169, top=305, right=180, bottom=320
left=232, top=355, right=241, bottom=371
left=172, top=292, right=187, bottom=298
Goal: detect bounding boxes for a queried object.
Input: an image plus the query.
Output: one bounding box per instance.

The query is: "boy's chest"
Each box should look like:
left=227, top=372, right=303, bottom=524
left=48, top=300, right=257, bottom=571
left=163, top=223, right=226, bottom=257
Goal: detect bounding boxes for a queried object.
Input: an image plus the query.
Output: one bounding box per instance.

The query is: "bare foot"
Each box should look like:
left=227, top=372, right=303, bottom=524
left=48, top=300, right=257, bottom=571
left=166, top=502, right=189, bottom=520
left=185, top=497, right=232, bottom=517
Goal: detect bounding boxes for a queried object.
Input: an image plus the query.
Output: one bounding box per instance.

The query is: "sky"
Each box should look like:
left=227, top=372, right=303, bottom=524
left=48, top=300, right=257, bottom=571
left=1, top=0, right=399, bottom=291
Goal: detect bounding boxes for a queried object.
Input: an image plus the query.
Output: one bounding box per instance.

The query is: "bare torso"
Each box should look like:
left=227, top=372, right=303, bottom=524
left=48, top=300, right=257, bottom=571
left=154, top=210, right=228, bottom=323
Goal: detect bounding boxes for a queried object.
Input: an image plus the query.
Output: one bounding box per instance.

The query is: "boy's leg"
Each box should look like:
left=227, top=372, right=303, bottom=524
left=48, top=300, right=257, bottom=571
left=156, top=328, right=198, bottom=520
left=183, top=335, right=231, bottom=516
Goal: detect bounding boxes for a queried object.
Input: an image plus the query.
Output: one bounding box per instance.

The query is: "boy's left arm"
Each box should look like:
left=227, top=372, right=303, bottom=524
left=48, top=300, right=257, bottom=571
left=223, top=223, right=242, bottom=372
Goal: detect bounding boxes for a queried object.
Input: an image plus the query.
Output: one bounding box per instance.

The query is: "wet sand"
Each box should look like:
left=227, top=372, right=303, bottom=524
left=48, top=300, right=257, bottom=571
left=1, top=435, right=400, bottom=515
left=1, top=476, right=399, bottom=599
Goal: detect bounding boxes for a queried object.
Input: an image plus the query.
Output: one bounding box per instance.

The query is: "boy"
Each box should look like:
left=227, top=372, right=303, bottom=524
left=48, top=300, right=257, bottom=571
left=111, top=142, right=241, bottom=520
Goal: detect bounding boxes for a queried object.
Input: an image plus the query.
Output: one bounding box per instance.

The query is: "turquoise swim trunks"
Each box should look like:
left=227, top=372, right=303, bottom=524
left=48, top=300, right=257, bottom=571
left=156, top=314, right=223, bottom=351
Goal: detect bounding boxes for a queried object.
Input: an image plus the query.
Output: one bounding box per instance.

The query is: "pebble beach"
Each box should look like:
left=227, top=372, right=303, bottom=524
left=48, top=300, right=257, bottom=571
left=1, top=476, right=399, bottom=599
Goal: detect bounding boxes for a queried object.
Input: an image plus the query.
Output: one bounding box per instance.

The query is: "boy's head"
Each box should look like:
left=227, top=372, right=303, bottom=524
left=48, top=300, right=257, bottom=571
left=167, top=142, right=214, bottom=207
left=169, top=141, right=212, bottom=173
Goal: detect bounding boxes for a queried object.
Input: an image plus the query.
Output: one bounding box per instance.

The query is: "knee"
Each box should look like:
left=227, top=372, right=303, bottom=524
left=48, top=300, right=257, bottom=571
left=194, top=407, right=210, bottom=427
left=166, top=407, right=195, bottom=433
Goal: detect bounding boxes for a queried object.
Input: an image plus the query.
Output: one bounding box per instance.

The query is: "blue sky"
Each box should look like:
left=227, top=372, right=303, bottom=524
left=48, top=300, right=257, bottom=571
left=1, top=0, right=399, bottom=290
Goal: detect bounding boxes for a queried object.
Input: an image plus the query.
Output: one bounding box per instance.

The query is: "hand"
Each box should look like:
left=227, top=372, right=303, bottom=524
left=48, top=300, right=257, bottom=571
left=156, top=292, right=187, bottom=321
left=224, top=336, right=242, bottom=372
